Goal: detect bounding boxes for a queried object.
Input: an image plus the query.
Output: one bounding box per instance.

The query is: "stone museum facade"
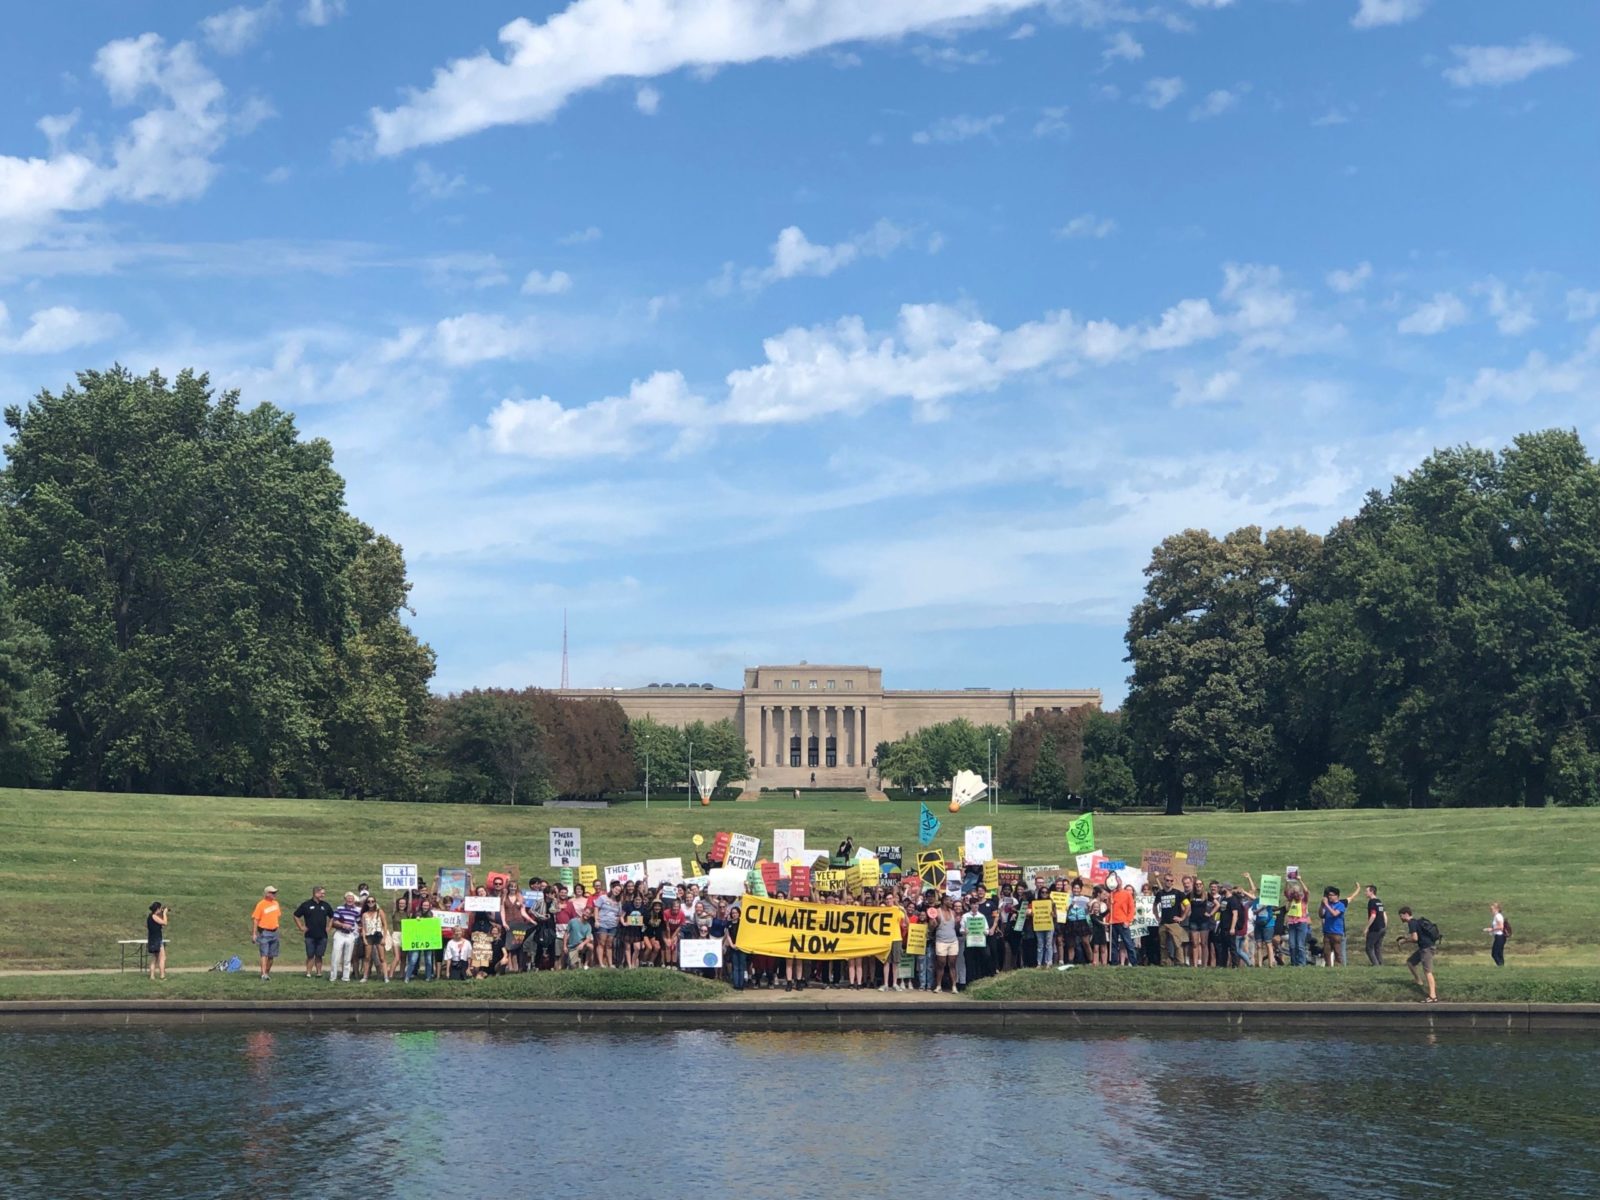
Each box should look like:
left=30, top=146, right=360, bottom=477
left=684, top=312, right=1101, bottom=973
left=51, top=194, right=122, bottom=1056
left=556, top=663, right=1100, bottom=793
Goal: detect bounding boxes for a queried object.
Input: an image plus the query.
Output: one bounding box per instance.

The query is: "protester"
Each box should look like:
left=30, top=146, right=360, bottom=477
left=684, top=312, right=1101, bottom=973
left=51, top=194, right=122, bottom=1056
left=444, top=927, right=472, bottom=980
left=1397, top=905, right=1439, bottom=1002
left=1106, top=872, right=1137, bottom=966
left=567, top=906, right=595, bottom=968
left=1360, top=884, right=1386, bottom=966
left=1155, top=876, right=1187, bottom=966
left=932, top=896, right=960, bottom=992
left=358, top=897, right=390, bottom=983
left=1284, top=880, right=1311, bottom=966
left=146, top=902, right=168, bottom=981
left=328, top=891, right=361, bottom=983
left=403, top=897, right=437, bottom=982
left=1486, top=902, right=1508, bottom=966
left=292, top=887, right=333, bottom=978
left=250, top=886, right=282, bottom=981
left=594, top=882, right=622, bottom=968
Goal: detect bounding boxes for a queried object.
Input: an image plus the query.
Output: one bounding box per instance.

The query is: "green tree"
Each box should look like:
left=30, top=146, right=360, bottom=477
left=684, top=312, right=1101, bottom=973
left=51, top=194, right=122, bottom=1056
left=680, top=718, right=749, bottom=795
left=421, top=690, right=547, bottom=805
left=1029, top=733, right=1071, bottom=808
left=0, top=580, right=65, bottom=786
left=1083, top=754, right=1135, bottom=810
left=877, top=734, right=936, bottom=790
left=1307, top=763, right=1359, bottom=809
left=631, top=716, right=684, bottom=792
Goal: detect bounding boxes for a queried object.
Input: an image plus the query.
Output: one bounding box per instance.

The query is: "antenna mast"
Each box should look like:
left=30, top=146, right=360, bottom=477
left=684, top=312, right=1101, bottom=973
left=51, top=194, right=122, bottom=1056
left=560, top=608, right=569, bottom=689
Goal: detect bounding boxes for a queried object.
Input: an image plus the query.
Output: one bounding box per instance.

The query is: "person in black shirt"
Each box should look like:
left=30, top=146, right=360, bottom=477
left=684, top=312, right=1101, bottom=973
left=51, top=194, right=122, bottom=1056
left=293, top=887, right=335, bottom=979
left=1361, top=884, right=1387, bottom=966
left=1396, top=906, right=1437, bottom=1002
left=1155, top=877, right=1187, bottom=966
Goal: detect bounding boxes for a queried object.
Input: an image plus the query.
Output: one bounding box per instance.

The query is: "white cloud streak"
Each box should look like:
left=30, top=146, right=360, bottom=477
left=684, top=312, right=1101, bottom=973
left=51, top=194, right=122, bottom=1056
left=0, top=303, right=124, bottom=353
left=912, top=113, right=1005, bottom=144
left=1350, top=0, right=1427, bottom=30
left=1443, top=36, right=1576, bottom=88
left=1057, top=213, right=1116, bottom=239
left=1397, top=291, right=1468, bottom=335
left=1136, top=76, right=1184, bottom=110
left=1326, top=262, right=1371, bottom=293
left=200, top=3, right=278, bottom=55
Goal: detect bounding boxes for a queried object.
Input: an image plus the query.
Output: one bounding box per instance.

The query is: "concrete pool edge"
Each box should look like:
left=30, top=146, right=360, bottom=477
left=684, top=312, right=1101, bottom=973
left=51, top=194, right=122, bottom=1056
left=3, top=999, right=1598, bottom=1032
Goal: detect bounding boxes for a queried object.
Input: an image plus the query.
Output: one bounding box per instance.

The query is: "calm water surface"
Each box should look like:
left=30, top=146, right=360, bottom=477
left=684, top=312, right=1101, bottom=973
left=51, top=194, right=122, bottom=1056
left=5, top=1028, right=1598, bottom=1199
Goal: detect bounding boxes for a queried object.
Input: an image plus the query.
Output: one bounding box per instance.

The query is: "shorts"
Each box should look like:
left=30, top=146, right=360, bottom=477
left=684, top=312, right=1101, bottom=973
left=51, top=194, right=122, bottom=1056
left=147, top=939, right=164, bottom=956
left=257, top=931, right=280, bottom=959
left=304, top=935, right=328, bottom=959
left=365, top=932, right=383, bottom=946
left=935, top=942, right=959, bottom=958
left=1068, top=920, right=1091, bottom=937
left=1408, top=945, right=1435, bottom=973
left=1188, top=919, right=1213, bottom=934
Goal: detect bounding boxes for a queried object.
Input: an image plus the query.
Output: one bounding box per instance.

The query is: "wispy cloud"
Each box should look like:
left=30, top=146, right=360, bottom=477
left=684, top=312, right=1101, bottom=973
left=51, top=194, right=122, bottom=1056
left=1057, top=213, right=1116, bottom=239
left=912, top=113, right=1005, bottom=145
left=521, top=268, right=573, bottom=295
left=1444, top=36, right=1576, bottom=88
left=1397, top=291, right=1468, bottom=335
left=1351, top=0, right=1428, bottom=30
left=200, top=3, right=277, bottom=55
left=410, top=161, right=468, bottom=203
left=1136, top=77, right=1185, bottom=110
left=1189, top=85, right=1246, bottom=121
left=1326, top=262, right=1372, bottom=293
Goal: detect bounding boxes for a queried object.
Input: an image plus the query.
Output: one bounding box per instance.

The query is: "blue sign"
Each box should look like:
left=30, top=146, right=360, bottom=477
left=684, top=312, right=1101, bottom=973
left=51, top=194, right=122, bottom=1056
left=1105, top=860, right=1126, bottom=871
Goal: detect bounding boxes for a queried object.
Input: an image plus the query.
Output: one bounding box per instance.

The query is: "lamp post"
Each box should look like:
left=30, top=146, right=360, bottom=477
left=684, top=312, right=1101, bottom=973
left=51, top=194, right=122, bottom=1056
left=686, top=740, right=693, bottom=809
left=645, top=745, right=650, bottom=810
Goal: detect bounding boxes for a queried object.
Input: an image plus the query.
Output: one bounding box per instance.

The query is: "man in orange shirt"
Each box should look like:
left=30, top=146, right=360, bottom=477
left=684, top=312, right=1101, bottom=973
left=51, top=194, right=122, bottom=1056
left=250, top=886, right=282, bottom=981
left=1107, top=873, right=1138, bottom=966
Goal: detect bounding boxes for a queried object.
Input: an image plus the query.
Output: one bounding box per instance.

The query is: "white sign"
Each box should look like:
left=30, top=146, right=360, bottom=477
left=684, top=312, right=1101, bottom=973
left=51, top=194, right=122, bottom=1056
left=1075, top=853, right=1098, bottom=879
left=946, top=873, right=964, bottom=898
left=464, top=840, right=482, bottom=866
left=725, top=833, right=760, bottom=871
left=646, top=857, right=685, bottom=887
left=707, top=867, right=747, bottom=897
left=605, top=862, right=645, bottom=888
left=773, top=828, right=806, bottom=865
left=964, top=826, right=994, bottom=864
left=382, top=863, right=418, bottom=890
left=549, top=827, right=581, bottom=867
left=464, top=896, right=500, bottom=913
left=854, top=846, right=877, bottom=863
left=679, top=938, right=723, bottom=969
left=437, top=910, right=468, bottom=930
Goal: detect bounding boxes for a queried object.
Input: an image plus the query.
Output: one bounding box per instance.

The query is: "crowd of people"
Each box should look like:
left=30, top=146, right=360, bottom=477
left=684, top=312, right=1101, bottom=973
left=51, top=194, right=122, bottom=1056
left=145, top=838, right=1504, bottom=1004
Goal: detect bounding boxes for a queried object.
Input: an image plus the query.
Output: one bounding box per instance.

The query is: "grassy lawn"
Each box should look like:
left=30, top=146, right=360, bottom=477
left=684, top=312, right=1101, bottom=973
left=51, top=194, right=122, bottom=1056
left=2, top=787, right=1594, bottom=973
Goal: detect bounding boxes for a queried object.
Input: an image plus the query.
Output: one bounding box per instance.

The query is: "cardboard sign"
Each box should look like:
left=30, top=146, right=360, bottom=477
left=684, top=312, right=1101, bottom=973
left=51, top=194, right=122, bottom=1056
left=464, top=840, right=482, bottom=866
left=1187, top=838, right=1209, bottom=869
left=916, top=851, right=946, bottom=889
left=1258, top=874, right=1283, bottom=906
left=734, top=895, right=896, bottom=960
left=875, top=845, right=903, bottom=867
left=578, top=865, right=598, bottom=888
left=760, top=862, right=781, bottom=893
left=965, top=914, right=989, bottom=947
left=964, top=826, right=994, bottom=864
left=812, top=868, right=845, bottom=894
left=1142, top=849, right=1175, bottom=878
left=1089, top=855, right=1110, bottom=885
left=1026, top=865, right=1063, bottom=886
left=463, top=896, right=500, bottom=913
left=773, top=829, right=806, bottom=864
left=789, top=866, right=813, bottom=899
left=1031, top=899, right=1055, bottom=929
left=1066, top=813, right=1095, bottom=855
left=646, top=857, right=685, bottom=887
left=855, top=859, right=879, bottom=890
left=437, top=911, right=467, bottom=930
left=998, top=866, right=1022, bottom=891
left=982, top=861, right=999, bottom=891
left=400, top=918, right=442, bottom=952
left=904, top=923, right=928, bottom=956
left=680, top=938, right=723, bottom=969
left=436, top=868, right=468, bottom=904
left=711, top=831, right=732, bottom=864
left=605, top=862, right=645, bottom=889
left=725, top=834, right=760, bottom=872
left=550, top=828, right=581, bottom=867
left=707, top=867, right=747, bottom=897
left=382, top=864, right=418, bottom=890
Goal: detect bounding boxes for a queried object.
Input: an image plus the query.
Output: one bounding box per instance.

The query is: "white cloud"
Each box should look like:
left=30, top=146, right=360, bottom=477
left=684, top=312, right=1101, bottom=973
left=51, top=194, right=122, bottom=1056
left=739, top=220, right=911, bottom=290
left=1397, top=292, right=1468, bottom=335
left=1032, top=106, right=1070, bottom=139
left=1351, top=0, right=1427, bottom=30
left=1057, top=213, right=1116, bottom=239
left=1189, top=86, right=1245, bottom=121
left=367, top=0, right=1044, bottom=155
left=635, top=85, right=661, bottom=115
left=521, top=268, right=573, bottom=295
left=911, top=113, right=1005, bottom=144
left=200, top=3, right=277, bottom=55
left=558, top=225, right=602, bottom=245
left=1136, top=77, right=1185, bottom=110
left=1008, top=23, right=1036, bottom=40
left=1440, top=328, right=1599, bottom=412
left=1475, top=278, right=1535, bottom=336
left=431, top=312, right=545, bottom=366
left=1172, top=368, right=1241, bottom=407
left=410, top=161, right=468, bottom=202
left=1326, top=261, right=1372, bottom=293
left=300, top=0, right=346, bottom=26
left=1566, top=289, right=1600, bottom=322
left=1101, top=32, right=1143, bottom=65
left=0, top=34, right=235, bottom=238
left=486, top=370, right=710, bottom=458
left=1312, top=107, right=1351, bottom=127
left=1444, top=36, right=1576, bottom=88
left=0, top=304, right=124, bottom=353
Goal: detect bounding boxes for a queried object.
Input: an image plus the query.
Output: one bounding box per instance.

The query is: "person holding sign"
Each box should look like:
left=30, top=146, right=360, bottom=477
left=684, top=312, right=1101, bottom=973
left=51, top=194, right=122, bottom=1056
left=1284, top=879, right=1312, bottom=966
left=1106, top=872, right=1137, bottom=966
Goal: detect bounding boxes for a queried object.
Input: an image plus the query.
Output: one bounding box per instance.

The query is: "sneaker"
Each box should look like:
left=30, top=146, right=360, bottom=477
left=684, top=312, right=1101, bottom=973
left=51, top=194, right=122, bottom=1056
left=877, top=984, right=887, bottom=992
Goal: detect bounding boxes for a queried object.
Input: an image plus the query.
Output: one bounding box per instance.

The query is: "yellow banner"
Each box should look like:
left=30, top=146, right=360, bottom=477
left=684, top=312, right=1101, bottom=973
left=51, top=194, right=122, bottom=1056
left=734, top=895, right=897, bottom=960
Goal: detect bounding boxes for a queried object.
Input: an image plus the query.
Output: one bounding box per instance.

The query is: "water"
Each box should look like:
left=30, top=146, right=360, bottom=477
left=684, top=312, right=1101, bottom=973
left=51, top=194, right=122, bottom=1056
left=5, top=1027, right=1598, bottom=1199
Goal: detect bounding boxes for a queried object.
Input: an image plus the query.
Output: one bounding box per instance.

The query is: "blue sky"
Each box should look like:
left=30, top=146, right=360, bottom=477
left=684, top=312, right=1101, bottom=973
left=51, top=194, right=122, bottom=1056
left=2, top=0, right=1596, bottom=703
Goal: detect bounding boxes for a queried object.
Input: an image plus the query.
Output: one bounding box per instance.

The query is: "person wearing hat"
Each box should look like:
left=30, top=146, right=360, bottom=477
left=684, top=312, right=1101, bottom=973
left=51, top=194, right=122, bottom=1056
left=328, top=892, right=362, bottom=982
left=250, top=886, right=283, bottom=981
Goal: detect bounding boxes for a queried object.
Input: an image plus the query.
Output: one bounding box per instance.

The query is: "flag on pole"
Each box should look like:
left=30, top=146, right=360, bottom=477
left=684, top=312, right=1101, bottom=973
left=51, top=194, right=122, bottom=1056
left=918, top=803, right=942, bottom=846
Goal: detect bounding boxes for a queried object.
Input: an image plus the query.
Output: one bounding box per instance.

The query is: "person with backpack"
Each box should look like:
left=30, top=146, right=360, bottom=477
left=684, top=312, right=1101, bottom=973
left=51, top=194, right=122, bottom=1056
left=1485, top=902, right=1508, bottom=967
left=1396, top=906, right=1439, bottom=1002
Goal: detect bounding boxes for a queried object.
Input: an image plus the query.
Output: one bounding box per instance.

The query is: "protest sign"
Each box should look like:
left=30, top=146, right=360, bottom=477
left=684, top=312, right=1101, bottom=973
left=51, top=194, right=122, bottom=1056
left=875, top=845, right=903, bottom=868
left=646, top=857, right=685, bottom=887
left=1286, top=865, right=1300, bottom=880
left=854, top=846, right=878, bottom=864
left=1116, top=867, right=1147, bottom=892
left=734, top=895, right=897, bottom=960
left=946, top=873, right=964, bottom=900
left=998, top=865, right=1022, bottom=891
left=1187, top=838, right=1209, bottom=868
left=400, top=918, right=442, bottom=952
left=464, top=841, right=482, bottom=866
left=964, top=825, right=994, bottom=864
left=726, top=834, right=760, bottom=871
left=789, top=865, right=813, bottom=899
left=773, top=829, right=806, bottom=865
left=549, top=827, right=581, bottom=867
left=711, top=831, right=732, bottom=864
left=904, top=923, right=928, bottom=956
left=856, top=859, right=879, bottom=889
left=746, top=868, right=767, bottom=897
left=558, top=868, right=573, bottom=888
left=982, top=861, right=999, bottom=891
left=605, top=862, right=645, bottom=889
left=1051, top=890, right=1071, bottom=919
left=1031, top=899, right=1055, bottom=929
left=1142, top=849, right=1174, bottom=878
left=916, top=851, right=946, bottom=889
left=436, top=868, right=468, bottom=904
left=965, top=914, right=988, bottom=947
left=812, top=868, right=846, bottom=894
left=679, top=938, right=723, bottom=969
left=437, top=911, right=467, bottom=931
left=463, top=896, right=500, bottom=913
left=382, top=864, right=418, bottom=890
left=1066, top=813, right=1095, bottom=855
left=760, top=861, right=781, bottom=893
left=1075, top=853, right=1097, bottom=880
left=918, top=803, right=941, bottom=846
left=578, top=865, right=598, bottom=889
left=1089, top=855, right=1110, bottom=885
left=707, top=867, right=746, bottom=897
left=1258, top=874, right=1283, bottom=906
left=1025, top=865, right=1063, bottom=886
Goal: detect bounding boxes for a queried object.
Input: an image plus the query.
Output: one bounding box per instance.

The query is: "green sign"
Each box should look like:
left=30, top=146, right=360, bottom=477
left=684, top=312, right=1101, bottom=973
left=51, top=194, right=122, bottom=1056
left=964, top=914, right=988, bottom=947
left=1258, top=874, right=1283, bottom=907
left=400, top=917, right=443, bottom=952
left=1066, top=813, right=1095, bottom=855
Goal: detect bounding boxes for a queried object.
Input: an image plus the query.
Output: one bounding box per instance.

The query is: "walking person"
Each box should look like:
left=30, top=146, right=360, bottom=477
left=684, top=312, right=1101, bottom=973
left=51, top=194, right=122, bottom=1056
left=328, top=892, right=361, bottom=982
left=250, top=886, right=282, bottom=981
left=1396, top=905, right=1439, bottom=1002
left=1359, top=884, right=1386, bottom=965
left=1486, top=902, right=1508, bottom=966
left=146, top=902, right=169, bottom=981
left=293, top=887, right=334, bottom=978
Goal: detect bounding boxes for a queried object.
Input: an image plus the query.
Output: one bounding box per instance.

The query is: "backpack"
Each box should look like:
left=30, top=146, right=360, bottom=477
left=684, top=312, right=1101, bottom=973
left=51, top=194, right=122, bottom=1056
left=1501, top=915, right=1511, bottom=939
left=209, top=955, right=242, bottom=973
left=1418, top=918, right=1441, bottom=945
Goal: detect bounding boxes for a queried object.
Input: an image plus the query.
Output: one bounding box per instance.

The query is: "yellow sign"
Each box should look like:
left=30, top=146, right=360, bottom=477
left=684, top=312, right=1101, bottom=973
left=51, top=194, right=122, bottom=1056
left=1051, top=891, right=1071, bottom=918
left=578, top=864, right=597, bottom=888
left=856, top=859, right=879, bottom=889
left=1031, top=899, right=1055, bottom=929
left=734, top=895, right=898, bottom=960
left=982, top=861, right=999, bottom=890
left=904, top=922, right=928, bottom=956
left=812, top=868, right=845, bottom=894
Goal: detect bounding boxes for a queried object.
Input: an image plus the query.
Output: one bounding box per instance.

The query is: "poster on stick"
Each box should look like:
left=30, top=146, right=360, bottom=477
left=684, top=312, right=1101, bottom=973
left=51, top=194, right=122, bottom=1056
left=789, top=865, right=812, bottom=899
left=549, top=827, right=581, bottom=867
left=605, top=862, right=645, bottom=888
left=773, top=829, right=806, bottom=864
left=464, top=841, right=482, bottom=866
left=725, top=834, right=760, bottom=872
left=964, top=826, right=994, bottom=864
left=1187, top=838, right=1209, bottom=869
left=382, top=864, right=418, bottom=890
left=1258, top=874, right=1283, bottom=906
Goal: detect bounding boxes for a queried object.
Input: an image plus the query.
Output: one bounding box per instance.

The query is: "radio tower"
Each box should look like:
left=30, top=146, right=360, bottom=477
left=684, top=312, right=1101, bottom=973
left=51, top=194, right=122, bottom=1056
left=560, top=608, right=569, bottom=689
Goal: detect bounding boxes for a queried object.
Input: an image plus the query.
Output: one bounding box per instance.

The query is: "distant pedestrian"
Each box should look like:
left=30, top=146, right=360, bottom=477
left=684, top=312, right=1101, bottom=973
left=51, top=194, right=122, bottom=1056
left=328, top=892, right=361, bottom=982
left=1284, top=881, right=1311, bottom=966
left=146, top=902, right=168, bottom=981
left=1359, top=884, right=1386, bottom=965
left=1396, top=905, right=1439, bottom=1002
left=250, top=886, right=282, bottom=981
left=1320, top=887, right=1347, bottom=967
left=1486, top=902, right=1508, bottom=966
left=293, top=887, right=333, bottom=978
